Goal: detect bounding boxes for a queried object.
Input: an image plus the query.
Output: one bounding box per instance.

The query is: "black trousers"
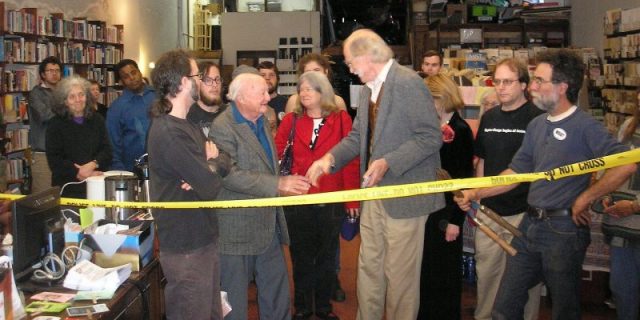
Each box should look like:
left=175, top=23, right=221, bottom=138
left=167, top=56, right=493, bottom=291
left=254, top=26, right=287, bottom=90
left=285, top=203, right=343, bottom=313
left=418, top=209, right=463, bottom=320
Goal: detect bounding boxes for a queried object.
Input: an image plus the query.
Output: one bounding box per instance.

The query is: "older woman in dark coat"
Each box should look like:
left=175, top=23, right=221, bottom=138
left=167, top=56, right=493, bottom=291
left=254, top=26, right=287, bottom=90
left=46, top=75, right=112, bottom=198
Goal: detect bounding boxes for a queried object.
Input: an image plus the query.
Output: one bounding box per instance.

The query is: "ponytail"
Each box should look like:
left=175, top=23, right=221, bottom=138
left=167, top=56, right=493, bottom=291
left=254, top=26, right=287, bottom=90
left=150, top=97, right=172, bottom=117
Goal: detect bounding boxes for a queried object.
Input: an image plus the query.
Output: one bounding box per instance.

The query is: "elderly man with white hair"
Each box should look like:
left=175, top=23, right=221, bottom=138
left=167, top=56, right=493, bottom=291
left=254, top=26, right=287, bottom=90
left=307, top=29, right=444, bottom=319
left=209, top=73, right=311, bottom=320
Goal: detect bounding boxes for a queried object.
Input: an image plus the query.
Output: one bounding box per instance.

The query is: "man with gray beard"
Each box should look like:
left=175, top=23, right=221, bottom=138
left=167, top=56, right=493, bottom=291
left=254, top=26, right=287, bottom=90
left=187, top=61, right=226, bottom=137
left=456, top=49, right=636, bottom=320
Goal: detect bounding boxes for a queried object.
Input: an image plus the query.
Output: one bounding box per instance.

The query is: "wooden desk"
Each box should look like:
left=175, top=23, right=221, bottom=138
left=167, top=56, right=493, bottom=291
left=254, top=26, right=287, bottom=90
left=24, top=258, right=165, bottom=319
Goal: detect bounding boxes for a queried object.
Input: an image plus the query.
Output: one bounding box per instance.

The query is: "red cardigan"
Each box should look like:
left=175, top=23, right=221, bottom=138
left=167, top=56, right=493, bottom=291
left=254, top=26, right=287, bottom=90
left=275, top=110, right=360, bottom=209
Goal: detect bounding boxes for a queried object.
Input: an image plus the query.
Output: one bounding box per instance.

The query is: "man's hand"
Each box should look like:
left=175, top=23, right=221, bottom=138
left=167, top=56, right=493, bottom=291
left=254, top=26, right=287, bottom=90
left=445, top=224, right=460, bottom=242
left=74, top=161, right=99, bottom=181
left=346, top=208, right=360, bottom=219
left=454, top=189, right=477, bottom=212
left=571, top=196, right=592, bottom=226
left=206, top=140, right=219, bottom=160
left=278, top=175, right=311, bottom=196
left=181, top=180, right=192, bottom=191
left=604, top=199, right=637, bottom=218
left=306, top=154, right=334, bottom=187
left=362, top=159, right=389, bottom=187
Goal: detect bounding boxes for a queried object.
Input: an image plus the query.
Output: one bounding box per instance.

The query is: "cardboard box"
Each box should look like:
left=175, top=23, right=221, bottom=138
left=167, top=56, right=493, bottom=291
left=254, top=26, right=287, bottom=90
left=85, top=220, right=155, bottom=272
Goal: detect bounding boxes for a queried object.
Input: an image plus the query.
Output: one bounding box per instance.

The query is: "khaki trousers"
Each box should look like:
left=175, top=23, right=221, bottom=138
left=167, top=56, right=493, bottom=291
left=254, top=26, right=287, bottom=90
left=356, top=200, right=428, bottom=320
left=31, top=152, right=51, bottom=194
left=474, top=212, right=542, bottom=320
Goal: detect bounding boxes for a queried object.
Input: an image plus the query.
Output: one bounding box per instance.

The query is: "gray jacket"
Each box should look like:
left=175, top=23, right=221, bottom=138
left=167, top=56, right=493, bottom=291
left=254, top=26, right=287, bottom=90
left=331, top=61, right=445, bottom=218
left=209, top=107, right=289, bottom=255
left=27, top=85, right=56, bottom=151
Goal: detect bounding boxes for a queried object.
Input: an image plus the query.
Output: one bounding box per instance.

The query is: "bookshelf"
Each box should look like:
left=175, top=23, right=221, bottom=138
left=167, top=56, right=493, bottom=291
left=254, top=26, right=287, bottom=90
left=0, top=1, right=124, bottom=193
left=601, top=6, right=640, bottom=133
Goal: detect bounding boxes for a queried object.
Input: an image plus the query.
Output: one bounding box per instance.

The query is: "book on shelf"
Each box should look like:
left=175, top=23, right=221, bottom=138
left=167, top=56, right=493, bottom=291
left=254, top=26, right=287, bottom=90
left=2, top=93, right=27, bottom=123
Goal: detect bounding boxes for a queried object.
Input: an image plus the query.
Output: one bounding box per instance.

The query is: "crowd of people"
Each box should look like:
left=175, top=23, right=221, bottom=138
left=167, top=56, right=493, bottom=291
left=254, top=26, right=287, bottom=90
left=18, top=27, right=640, bottom=320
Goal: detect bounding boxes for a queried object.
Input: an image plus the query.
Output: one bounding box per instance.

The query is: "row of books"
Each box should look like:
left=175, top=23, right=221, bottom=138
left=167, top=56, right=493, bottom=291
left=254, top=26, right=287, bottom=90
left=603, top=62, right=640, bottom=87
left=605, top=7, right=640, bottom=35
left=602, top=88, right=638, bottom=115
left=604, top=33, right=640, bottom=60
left=3, top=65, right=37, bottom=92
left=4, top=127, right=28, bottom=153
left=5, top=157, right=26, bottom=182
left=4, top=9, right=123, bottom=44
left=0, top=64, right=76, bottom=93
left=2, top=93, right=27, bottom=123
left=86, top=68, right=117, bottom=87
left=0, top=36, right=123, bottom=65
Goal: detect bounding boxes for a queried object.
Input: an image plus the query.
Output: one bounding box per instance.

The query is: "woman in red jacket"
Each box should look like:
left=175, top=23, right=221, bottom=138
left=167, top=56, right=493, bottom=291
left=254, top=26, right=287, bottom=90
left=275, top=71, right=359, bottom=320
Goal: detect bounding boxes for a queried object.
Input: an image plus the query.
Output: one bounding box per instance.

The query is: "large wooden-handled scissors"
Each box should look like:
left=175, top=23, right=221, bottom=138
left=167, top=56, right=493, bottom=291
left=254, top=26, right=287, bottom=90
left=470, top=202, right=524, bottom=239
left=436, top=169, right=517, bottom=256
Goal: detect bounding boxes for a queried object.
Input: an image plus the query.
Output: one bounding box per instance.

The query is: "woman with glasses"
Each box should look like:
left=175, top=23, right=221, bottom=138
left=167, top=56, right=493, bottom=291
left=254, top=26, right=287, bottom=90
left=285, top=52, right=351, bottom=302
left=46, top=75, right=112, bottom=198
left=418, top=73, right=474, bottom=320
left=275, top=71, right=359, bottom=320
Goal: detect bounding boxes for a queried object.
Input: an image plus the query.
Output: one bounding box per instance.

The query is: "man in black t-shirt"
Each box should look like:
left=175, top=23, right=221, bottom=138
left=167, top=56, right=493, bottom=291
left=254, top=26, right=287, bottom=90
left=258, top=61, right=288, bottom=125
left=473, top=58, right=544, bottom=320
left=187, top=61, right=226, bottom=137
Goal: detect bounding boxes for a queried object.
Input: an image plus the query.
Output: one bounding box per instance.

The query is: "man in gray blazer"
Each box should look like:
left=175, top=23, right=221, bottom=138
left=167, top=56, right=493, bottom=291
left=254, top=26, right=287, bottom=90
left=209, top=73, right=310, bottom=320
left=307, top=29, right=445, bottom=319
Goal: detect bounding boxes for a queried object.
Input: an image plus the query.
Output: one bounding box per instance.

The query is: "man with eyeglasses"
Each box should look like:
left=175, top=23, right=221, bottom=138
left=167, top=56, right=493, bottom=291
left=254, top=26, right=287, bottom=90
left=456, top=49, right=636, bottom=319
left=148, top=48, right=231, bottom=320
left=106, top=59, right=155, bottom=172
left=473, top=58, right=544, bottom=320
left=187, top=61, right=226, bottom=137
left=28, top=56, right=63, bottom=194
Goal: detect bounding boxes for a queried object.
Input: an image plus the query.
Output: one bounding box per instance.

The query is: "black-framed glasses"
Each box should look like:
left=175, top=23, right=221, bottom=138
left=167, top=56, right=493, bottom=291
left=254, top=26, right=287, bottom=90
left=187, top=73, right=203, bottom=80
left=202, top=76, right=222, bottom=86
left=530, top=76, right=556, bottom=86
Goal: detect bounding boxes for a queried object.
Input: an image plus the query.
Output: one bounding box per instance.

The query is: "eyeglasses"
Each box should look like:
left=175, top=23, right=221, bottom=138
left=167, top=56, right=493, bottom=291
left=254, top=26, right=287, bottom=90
left=530, top=76, right=556, bottom=86
left=187, top=73, right=203, bottom=80
left=493, top=79, right=519, bottom=86
left=45, top=69, right=61, bottom=74
left=202, top=76, right=222, bottom=86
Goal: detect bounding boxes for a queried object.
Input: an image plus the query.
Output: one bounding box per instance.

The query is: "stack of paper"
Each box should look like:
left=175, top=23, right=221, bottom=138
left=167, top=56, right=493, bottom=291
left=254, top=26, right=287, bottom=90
left=63, top=260, right=131, bottom=292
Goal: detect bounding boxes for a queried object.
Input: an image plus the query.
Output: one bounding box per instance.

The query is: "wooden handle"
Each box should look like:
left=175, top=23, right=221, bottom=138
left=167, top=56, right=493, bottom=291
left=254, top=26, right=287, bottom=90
left=476, top=222, right=518, bottom=256
left=480, top=205, right=524, bottom=239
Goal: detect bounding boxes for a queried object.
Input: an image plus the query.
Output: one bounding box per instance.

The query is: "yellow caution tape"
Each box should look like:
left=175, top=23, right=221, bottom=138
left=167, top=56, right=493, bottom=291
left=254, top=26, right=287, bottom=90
left=1, top=149, right=639, bottom=209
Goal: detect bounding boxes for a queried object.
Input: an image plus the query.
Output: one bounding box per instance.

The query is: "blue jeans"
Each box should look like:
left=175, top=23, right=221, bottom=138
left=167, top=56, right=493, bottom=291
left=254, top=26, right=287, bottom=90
left=610, top=245, right=640, bottom=320
left=493, top=214, right=590, bottom=320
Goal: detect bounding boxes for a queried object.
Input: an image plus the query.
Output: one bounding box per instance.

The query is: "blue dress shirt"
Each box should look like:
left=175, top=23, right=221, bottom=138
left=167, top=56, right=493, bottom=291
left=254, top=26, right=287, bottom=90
left=106, top=85, right=156, bottom=171
left=231, top=103, right=273, bottom=167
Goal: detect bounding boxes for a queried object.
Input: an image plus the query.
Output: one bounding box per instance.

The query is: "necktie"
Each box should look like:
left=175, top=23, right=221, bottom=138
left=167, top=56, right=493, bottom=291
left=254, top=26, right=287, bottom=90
left=367, top=83, right=384, bottom=162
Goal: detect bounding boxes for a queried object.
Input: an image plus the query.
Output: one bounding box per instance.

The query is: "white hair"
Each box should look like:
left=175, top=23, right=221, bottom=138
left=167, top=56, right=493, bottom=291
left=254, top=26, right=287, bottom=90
left=227, top=73, right=264, bottom=101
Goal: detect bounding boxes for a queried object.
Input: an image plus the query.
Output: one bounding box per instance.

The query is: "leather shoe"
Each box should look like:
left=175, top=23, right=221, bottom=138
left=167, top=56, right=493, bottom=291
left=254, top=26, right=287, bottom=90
left=315, top=311, right=340, bottom=320
left=292, top=311, right=312, bottom=320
